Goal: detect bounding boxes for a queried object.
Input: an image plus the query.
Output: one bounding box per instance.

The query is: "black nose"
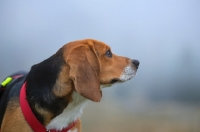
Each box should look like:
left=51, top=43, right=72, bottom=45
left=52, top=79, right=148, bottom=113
left=132, top=59, right=140, bottom=68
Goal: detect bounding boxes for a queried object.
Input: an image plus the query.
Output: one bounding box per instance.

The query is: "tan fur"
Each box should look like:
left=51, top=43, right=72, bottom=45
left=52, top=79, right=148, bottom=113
left=1, top=99, right=32, bottom=132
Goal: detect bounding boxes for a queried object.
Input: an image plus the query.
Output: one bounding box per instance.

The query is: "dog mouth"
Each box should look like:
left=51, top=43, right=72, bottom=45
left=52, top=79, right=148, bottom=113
left=100, top=66, right=137, bottom=88
left=109, top=68, right=137, bottom=84
left=110, top=74, right=135, bottom=84
left=110, top=76, right=134, bottom=84
left=100, top=73, right=136, bottom=89
left=110, top=78, right=120, bottom=84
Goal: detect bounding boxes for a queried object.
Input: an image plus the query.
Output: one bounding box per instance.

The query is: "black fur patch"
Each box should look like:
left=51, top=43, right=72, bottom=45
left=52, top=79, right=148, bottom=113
left=26, top=48, right=68, bottom=124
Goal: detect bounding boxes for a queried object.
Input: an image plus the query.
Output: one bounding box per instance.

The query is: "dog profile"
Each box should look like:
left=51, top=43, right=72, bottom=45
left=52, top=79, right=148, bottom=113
left=0, top=39, right=139, bottom=132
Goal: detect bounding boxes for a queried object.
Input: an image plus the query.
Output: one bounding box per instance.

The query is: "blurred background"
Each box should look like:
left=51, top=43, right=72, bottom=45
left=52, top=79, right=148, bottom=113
left=0, top=0, right=200, bottom=132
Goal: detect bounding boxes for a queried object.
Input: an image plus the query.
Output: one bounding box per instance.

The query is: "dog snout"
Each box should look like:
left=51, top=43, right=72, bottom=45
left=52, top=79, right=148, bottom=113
left=132, top=59, right=140, bottom=69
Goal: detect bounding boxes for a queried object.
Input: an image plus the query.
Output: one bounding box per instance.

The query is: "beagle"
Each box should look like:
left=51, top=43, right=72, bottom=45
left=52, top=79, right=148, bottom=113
left=0, top=39, right=139, bottom=132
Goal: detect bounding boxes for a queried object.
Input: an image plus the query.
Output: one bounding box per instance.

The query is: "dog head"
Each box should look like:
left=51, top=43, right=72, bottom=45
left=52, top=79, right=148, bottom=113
left=60, top=39, right=139, bottom=102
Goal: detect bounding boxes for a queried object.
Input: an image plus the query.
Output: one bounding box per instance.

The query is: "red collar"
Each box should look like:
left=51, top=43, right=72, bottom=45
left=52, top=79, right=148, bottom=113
left=20, top=82, right=77, bottom=132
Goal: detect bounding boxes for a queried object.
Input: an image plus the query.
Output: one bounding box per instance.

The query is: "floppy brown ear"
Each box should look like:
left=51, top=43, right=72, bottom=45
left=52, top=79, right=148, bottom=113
left=67, top=45, right=101, bottom=102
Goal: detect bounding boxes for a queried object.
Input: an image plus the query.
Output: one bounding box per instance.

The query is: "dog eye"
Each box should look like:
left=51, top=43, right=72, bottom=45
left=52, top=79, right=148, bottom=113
left=105, top=50, right=112, bottom=57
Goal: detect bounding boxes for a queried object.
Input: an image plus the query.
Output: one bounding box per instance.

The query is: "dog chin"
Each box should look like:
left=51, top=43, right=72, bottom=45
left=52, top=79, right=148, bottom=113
left=100, top=84, right=112, bottom=89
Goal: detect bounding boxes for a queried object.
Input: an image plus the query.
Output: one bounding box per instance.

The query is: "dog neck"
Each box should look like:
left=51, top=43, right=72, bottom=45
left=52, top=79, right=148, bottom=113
left=25, top=48, right=87, bottom=129
left=46, top=91, right=87, bottom=130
